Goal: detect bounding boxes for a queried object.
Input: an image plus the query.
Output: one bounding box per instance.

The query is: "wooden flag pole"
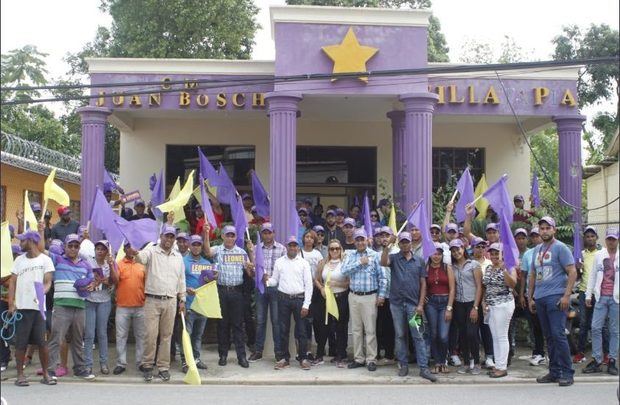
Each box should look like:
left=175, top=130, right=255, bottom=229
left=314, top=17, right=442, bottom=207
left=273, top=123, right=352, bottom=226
left=39, top=199, right=49, bottom=222
left=449, top=189, right=458, bottom=204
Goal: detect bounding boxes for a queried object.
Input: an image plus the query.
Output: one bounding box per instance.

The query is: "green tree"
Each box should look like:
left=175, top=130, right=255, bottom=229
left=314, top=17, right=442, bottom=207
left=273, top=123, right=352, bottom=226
left=285, top=0, right=449, bottom=62
left=553, top=24, right=619, bottom=163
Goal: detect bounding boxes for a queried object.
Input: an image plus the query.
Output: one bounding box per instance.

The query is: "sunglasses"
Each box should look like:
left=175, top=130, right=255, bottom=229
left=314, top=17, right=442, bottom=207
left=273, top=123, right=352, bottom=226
left=370, top=214, right=379, bottom=218
left=329, top=247, right=341, bottom=251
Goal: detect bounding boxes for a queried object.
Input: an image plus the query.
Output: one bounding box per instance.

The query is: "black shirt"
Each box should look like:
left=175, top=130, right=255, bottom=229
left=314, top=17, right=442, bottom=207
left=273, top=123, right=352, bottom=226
left=323, top=225, right=345, bottom=246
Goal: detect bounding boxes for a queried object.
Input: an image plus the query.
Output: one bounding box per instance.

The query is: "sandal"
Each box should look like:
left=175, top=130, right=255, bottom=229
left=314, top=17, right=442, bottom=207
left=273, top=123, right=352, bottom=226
left=431, top=365, right=440, bottom=374
left=15, top=377, right=29, bottom=387
left=441, top=365, right=450, bottom=374
left=41, top=377, right=57, bottom=385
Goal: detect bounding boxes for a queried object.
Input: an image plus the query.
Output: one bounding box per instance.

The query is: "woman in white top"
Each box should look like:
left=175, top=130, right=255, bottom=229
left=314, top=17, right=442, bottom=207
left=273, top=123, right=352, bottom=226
left=300, top=230, right=324, bottom=362
left=314, top=239, right=350, bottom=368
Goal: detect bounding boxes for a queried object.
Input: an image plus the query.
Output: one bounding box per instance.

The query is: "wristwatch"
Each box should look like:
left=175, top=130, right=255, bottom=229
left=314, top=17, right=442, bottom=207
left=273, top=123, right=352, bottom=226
left=446, top=306, right=453, bottom=311
left=473, top=305, right=479, bottom=310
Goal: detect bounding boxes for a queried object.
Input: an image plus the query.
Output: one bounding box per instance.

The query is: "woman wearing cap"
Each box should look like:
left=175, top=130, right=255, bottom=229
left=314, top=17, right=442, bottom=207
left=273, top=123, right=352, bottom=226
left=425, top=243, right=455, bottom=374
left=450, top=239, right=483, bottom=374
left=481, top=244, right=517, bottom=378
left=84, top=240, right=118, bottom=375
left=300, top=230, right=324, bottom=363
left=314, top=239, right=350, bottom=367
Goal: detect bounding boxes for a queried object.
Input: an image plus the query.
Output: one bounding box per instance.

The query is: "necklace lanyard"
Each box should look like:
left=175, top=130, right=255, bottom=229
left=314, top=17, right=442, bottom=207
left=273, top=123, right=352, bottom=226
left=538, top=240, right=555, bottom=267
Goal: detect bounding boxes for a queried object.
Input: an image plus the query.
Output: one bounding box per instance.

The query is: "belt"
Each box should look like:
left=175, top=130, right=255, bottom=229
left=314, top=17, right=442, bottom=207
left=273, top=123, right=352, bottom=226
left=333, top=291, right=348, bottom=299
left=217, top=284, right=243, bottom=292
left=350, top=289, right=378, bottom=296
left=277, top=291, right=305, bottom=300
left=145, top=293, right=174, bottom=300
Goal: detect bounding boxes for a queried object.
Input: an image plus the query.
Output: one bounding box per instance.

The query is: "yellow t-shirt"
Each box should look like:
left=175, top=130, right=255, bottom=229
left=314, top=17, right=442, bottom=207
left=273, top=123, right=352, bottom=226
left=579, top=248, right=599, bottom=292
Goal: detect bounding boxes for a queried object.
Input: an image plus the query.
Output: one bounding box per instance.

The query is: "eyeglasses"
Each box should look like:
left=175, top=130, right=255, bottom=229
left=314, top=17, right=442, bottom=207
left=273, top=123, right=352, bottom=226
left=329, top=247, right=341, bottom=251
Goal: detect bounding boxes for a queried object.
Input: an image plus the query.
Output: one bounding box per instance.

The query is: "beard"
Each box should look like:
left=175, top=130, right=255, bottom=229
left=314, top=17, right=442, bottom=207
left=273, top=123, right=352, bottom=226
left=540, top=233, right=553, bottom=242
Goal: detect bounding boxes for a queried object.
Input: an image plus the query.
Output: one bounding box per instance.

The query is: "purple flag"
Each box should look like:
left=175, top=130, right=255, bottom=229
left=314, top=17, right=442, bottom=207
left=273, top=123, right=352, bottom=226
left=362, top=192, right=373, bottom=238
left=255, top=232, right=265, bottom=294
left=89, top=187, right=125, bottom=252
left=34, top=281, right=46, bottom=320
left=405, top=199, right=435, bottom=261
left=573, top=223, right=583, bottom=262
left=114, top=217, right=159, bottom=250
left=150, top=169, right=165, bottom=219
left=212, top=163, right=236, bottom=206
left=149, top=173, right=157, bottom=192
left=199, top=173, right=217, bottom=228
left=197, top=147, right=219, bottom=182
left=231, top=194, right=248, bottom=248
left=251, top=171, right=270, bottom=218
left=531, top=172, right=540, bottom=208
left=290, top=200, right=303, bottom=241
left=483, top=174, right=514, bottom=222
left=499, top=211, right=519, bottom=273
left=455, top=167, right=474, bottom=223
left=354, top=195, right=360, bottom=207
left=103, top=169, right=122, bottom=193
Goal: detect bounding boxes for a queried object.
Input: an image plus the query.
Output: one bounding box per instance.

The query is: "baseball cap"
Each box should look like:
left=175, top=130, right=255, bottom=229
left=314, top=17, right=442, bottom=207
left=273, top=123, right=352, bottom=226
left=176, top=232, right=189, bottom=241
left=241, top=193, right=252, bottom=200
left=605, top=228, right=618, bottom=240
left=472, top=237, right=486, bottom=246
left=326, top=209, right=336, bottom=217
left=58, top=206, right=71, bottom=216
left=449, top=239, right=464, bottom=249
left=161, top=225, right=177, bottom=236
left=377, top=199, right=390, bottom=209
left=430, top=224, right=442, bottom=232
left=445, top=223, right=458, bottom=233
left=50, top=239, right=63, bottom=247
left=583, top=226, right=598, bottom=236
left=298, top=207, right=309, bottom=215
left=64, top=233, right=81, bottom=245
left=335, top=208, right=345, bottom=216
left=343, top=218, right=356, bottom=227
left=222, top=225, right=237, bottom=236
left=513, top=195, right=525, bottom=202
left=486, top=223, right=499, bottom=232
left=286, top=235, right=299, bottom=245
left=488, top=242, right=503, bottom=252
left=373, top=227, right=383, bottom=236
left=433, top=242, right=444, bottom=251
left=94, top=240, right=110, bottom=250
left=538, top=216, right=556, bottom=228
left=398, top=232, right=412, bottom=242
left=313, top=225, right=325, bottom=233
left=189, top=235, right=203, bottom=245
left=134, top=199, right=145, bottom=207
left=31, top=202, right=41, bottom=212
left=16, top=231, right=41, bottom=244
left=260, top=222, right=274, bottom=233
left=353, top=229, right=367, bottom=239
left=513, top=228, right=528, bottom=237
left=49, top=245, right=63, bottom=255
left=381, top=226, right=393, bottom=236
left=530, top=227, right=540, bottom=236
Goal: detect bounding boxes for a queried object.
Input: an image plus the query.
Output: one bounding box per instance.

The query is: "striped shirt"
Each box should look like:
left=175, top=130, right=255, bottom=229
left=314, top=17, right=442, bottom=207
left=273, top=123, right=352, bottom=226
left=50, top=253, right=93, bottom=309
left=260, top=241, right=286, bottom=277
left=341, top=248, right=388, bottom=297
left=212, top=244, right=248, bottom=287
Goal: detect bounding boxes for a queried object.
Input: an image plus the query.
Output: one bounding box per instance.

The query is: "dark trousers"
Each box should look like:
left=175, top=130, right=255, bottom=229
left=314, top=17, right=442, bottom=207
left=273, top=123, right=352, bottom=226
left=377, top=298, right=395, bottom=359
left=217, top=287, right=246, bottom=360
left=524, top=298, right=545, bottom=356
left=454, top=301, right=480, bottom=364
left=536, top=294, right=574, bottom=379
left=316, top=292, right=349, bottom=360
left=278, top=295, right=307, bottom=362
left=242, top=281, right=256, bottom=350
left=449, top=318, right=459, bottom=356
left=0, top=300, right=11, bottom=365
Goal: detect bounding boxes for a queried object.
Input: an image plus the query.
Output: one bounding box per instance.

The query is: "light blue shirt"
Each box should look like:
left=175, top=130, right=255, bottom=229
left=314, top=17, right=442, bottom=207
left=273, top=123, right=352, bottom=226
left=532, top=240, right=574, bottom=300
left=341, top=248, right=387, bottom=298
left=212, top=244, right=248, bottom=287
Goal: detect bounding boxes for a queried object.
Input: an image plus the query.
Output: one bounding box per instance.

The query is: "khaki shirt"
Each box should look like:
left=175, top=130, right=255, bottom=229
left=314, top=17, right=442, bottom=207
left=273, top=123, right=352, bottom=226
left=135, top=244, right=186, bottom=301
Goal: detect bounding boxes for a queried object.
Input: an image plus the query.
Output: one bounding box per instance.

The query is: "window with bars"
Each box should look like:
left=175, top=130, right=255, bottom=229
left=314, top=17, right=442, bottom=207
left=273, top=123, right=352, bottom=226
left=432, top=147, right=485, bottom=190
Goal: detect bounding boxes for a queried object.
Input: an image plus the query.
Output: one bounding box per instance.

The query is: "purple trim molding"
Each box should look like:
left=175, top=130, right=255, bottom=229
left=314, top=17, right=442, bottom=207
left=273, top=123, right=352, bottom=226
left=554, top=115, right=586, bottom=223
left=400, top=92, right=439, bottom=222
left=79, top=106, right=111, bottom=233
left=387, top=110, right=405, bottom=210
left=266, top=92, right=303, bottom=243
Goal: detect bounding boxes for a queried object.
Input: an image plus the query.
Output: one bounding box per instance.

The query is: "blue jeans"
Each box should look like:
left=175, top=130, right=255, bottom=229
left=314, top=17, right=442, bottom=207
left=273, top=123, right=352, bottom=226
left=591, top=296, right=619, bottom=363
left=390, top=301, right=429, bottom=369
left=181, top=309, right=207, bottom=361
left=536, top=294, right=574, bottom=379
left=578, top=292, right=609, bottom=354
left=425, top=295, right=450, bottom=365
left=255, top=286, right=282, bottom=358
left=84, top=300, right=112, bottom=369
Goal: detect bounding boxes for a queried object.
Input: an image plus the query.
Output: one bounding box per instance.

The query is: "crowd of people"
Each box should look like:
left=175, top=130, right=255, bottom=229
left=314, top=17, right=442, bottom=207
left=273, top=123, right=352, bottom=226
left=1, top=193, right=618, bottom=388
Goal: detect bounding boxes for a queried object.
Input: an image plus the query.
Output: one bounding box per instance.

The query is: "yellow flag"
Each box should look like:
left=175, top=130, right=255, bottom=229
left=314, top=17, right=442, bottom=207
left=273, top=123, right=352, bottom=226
left=324, top=271, right=339, bottom=324
left=388, top=202, right=397, bottom=234
left=1, top=221, right=14, bottom=277
left=43, top=168, right=70, bottom=206
left=190, top=281, right=222, bottom=319
left=474, top=174, right=489, bottom=219
left=180, top=312, right=201, bottom=385
left=24, top=191, right=38, bottom=231
left=115, top=240, right=126, bottom=263
left=159, top=172, right=195, bottom=224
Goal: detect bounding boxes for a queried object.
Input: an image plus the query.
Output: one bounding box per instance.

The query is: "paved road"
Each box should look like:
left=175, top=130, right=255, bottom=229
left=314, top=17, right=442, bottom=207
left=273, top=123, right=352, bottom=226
left=1, top=382, right=618, bottom=405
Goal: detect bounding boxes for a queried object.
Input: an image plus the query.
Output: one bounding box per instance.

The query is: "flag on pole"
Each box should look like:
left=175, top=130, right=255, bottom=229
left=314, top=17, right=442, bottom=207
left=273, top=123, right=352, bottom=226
left=388, top=201, right=397, bottom=235
left=254, top=231, right=265, bottom=294
left=211, top=163, right=236, bottom=206
left=474, top=174, right=489, bottom=220
left=43, top=168, right=70, bottom=206
left=197, top=147, right=219, bottom=182
left=150, top=169, right=165, bottom=219
left=531, top=172, right=541, bottom=208
left=23, top=191, right=38, bottom=231
left=190, top=281, right=222, bottom=318
left=103, top=169, right=121, bottom=193
left=455, top=167, right=474, bottom=223
left=362, top=192, right=373, bottom=238
left=158, top=171, right=195, bottom=222
left=573, top=223, right=583, bottom=262
left=1, top=221, right=14, bottom=277
left=403, top=199, right=435, bottom=260
left=198, top=174, right=217, bottom=228
left=89, top=187, right=125, bottom=252
left=483, top=174, right=514, bottom=222
left=180, top=311, right=201, bottom=385
left=251, top=171, right=270, bottom=218
left=498, top=212, right=519, bottom=273
left=114, top=218, right=159, bottom=250
left=231, top=194, right=248, bottom=248
left=115, top=240, right=126, bottom=263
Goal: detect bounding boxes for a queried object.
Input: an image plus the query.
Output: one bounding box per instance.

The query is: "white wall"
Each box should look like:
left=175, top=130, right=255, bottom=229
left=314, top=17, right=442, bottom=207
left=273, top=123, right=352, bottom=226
left=586, top=162, right=620, bottom=225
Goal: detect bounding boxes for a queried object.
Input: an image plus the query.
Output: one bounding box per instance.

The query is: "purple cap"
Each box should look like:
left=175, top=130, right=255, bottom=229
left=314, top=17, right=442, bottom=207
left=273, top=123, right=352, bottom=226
left=381, top=226, right=393, bottom=236
left=430, top=224, right=441, bottom=231
left=353, top=228, right=367, bottom=239
left=94, top=240, right=110, bottom=250
left=49, top=245, right=63, bottom=255
left=286, top=235, right=299, bottom=245
left=134, top=199, right=145, bottom=207
left=77, top=225, right=88, bottom=236
left=50, top=239, right=63, bottom=247
left=377, top=199, right=390, bottom=208
left=176, top=232, right=189, bottom=241
left=530, top=227, right=540, bottom=236
left=445, top=223, right=458, bottom=233
left=449, top=239, right=464, bottom=249
left=605, top=228, right=618, bottom=240
left=373, top=227, right=383, bottom=236
left=65, top=233, right=81, bottom=245
left=514, top=228, right=528, bottom=237
left=189, top=234, right=203, bottom=245
left=260, top=222, right=274, bottom=233
left=326, top=209, right=336, bottom=217
left=486, top=223, right=499, bottom=231
left=513, top=195, right=525, bottom=202
left=433, top=242, right=444, bottom=250
left=343, top=217, right=356, bottom=227
left=538, top=216, right=556, bottom=228
left=583, top=226, right=598, bottom=236
left=161, top=225, right=177, bottom=236
left=472, top=237, right=486, bottom=246
left=222, top=225, right=237, bottom=236
left=31, top=202, right=41, bottom=212
left=335, top=208, right=345, bottom=216
left=11, top=245, right=22, bottom=255
left=488, top=242, right=503, bottom=252
left=298, top=207, right=309, bottom=214
left=124, top=207, right=134, bottom=218
left=241, top=193, right=252, bottom=201
left=398, top=232, right=412, bottom=242
left=73, top=276, right=94, bottom=298
left=313, top=225, right=325, bottom=233
left=16, top=231, right=41, bottom=244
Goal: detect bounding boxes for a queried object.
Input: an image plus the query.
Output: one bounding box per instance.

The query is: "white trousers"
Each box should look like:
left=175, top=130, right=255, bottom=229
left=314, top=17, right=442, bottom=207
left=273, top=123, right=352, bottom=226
left=488, top=299, right=515, bottom=371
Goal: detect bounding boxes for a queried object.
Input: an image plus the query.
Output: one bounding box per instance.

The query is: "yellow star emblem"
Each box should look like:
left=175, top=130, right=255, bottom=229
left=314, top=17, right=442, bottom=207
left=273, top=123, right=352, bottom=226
left=321, top=27, right=379, bottom=83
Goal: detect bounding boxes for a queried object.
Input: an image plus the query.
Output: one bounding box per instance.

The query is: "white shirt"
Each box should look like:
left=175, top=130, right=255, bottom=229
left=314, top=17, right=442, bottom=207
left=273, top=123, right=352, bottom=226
left=11, top=253, right=55, bottom=310
left=301, top=248, right=323, bottom=275
left=267, top=254, right=313, bottom=309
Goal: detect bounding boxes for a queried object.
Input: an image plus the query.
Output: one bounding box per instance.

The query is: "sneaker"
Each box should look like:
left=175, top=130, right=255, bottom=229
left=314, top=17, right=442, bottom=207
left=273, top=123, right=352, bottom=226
left=218, top=357, right=227, bottom=366
left=143, top=368, right=153, bottom=382
left=456, top=366, right=470, bottom=374
left=306, top=353, right=315, bottom=362
left=367, top=362, right=377, bottom=372
left=55, top=366, right=68, bottom=377
left=529, top=355, right=546, bottom=366
left=607, top=359, right=618, bottom=376
left=348, top=361, right=365, bottom=369
left=420, top=368, right=438, bottom=382
left=398, top=365, right=409, bottom=377
left=582, top=359, right=603, bottom=374
left=274, top=359, right=290, bottom=370
left=75, top=369, right=96, bottom=381
left=470, top=365, right=482, bottom=375
left=450, top=355, right=462, bottom=367
left=196, top=360, right=208, bottom=370
left=248, top=352, right=263, bottom=362
left=300, top=359, right=311, bottom=370
left=558, top=377, right=574, bottom=387
left=572, top=353, right=586, bottom=364
left=100, top=365, right=109, bottom=375
left=181, top=363, right=189, bottom=373
left=112, top=366, right=125, bottom=375
left=484, top=357, right=495, bottom=369
left=158, top=370, right=170, bottom=382
left=536, top=373, right=558, bottom=383
left=312, top=357, right=324, bottom=366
